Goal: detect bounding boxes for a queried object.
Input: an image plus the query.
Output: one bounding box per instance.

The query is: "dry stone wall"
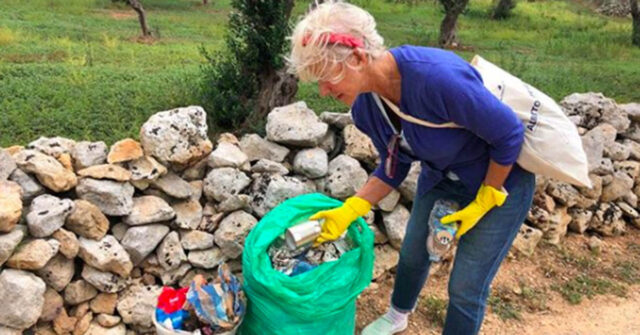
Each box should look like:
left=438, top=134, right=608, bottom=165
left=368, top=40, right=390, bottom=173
left=0, top=96, right=639, bottom=334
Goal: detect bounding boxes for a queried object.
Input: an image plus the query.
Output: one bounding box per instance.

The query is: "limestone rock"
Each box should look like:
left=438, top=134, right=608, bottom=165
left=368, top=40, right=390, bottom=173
left=324, top=155, right=368, bottom=199
left=85, top=321, right=126, bottom=335
left=561, top=92, right=616, bottom=129
left=157, top=231, right=187, bottom=271
left=64, top=280, right=98, bottom=305
left=53, top=309, right=77, bottom=334
left=78, top=235, right=133, bottom=278
left=72, top=141, right=108, bottom=170
left=604, top=142, right=631, bottom=161
left=318, top=128, right=337, bottom=154
left=217, top=194, right=252, bottom=213
left=266, top=101, right=328, bottom=147
left=26, top=194, right=75, bottom=237
left=78, top=164, right=131, bottom=181
left=160, top=262, right=192, bottom=286
left=150, top=172, right=192, bottom=199
left=251, top=159, right=290, bottom=175
left=250, top=174, right=316, bottom=218
left=0, top=269, right=46, bottom=330
left=239, top=134, right=290, bottom=162
left=546, top=180, right=582, bottom=207
left=90, top=293, right=118, bottom=315
left=6, top=238, right=59, bottom=270
left=53, top=228, right=79, bottom=259
left=214, top=210, right=257, bottom=259
left=543, top=206, right=572, bottom=245
left=622, top=124, right=640, bottom=142
left=96, top=314, right=121, bottom=328
left=76, top=178, right=134, bottom=216
left=204, top=167, right=251, bottom=202
left=319, top=111, right=353, bottom=129
left=139, top=106, right=213, bottom=168
left=66, top=199, right=110, bottom=240
left=568, top=208, right=593, bottom=234
left=172, top=199, right=202, bottom=229
left=0, top=225, right=26, bottom=266
left=373, top=244, right=399, bottom=280
left=124, top=196, right=175, bottom=226
left=512, top=224, right=543, bottom=257
left=343, top=124, right=378, bottom=168
left=40, top=288, right=64, bottom=322
left=74, top=312, right=93, bottom=335
left=81, top=265, right=127, bottom=293
left=377, top=190, right=401, bottom=212
left=124, top=155, right=167, bottom=182
left=398, top=162, right=421, bottom=202
left=180, top=230, right=215, bottom=250
left=590, top=203, right=626, bottom=236
left=8, top=168, right=45, bottom=202
left=181, top=157, right=209, bottom=181
left=14, top=149, right=77, bottom=192
left=207, top=142, right=248, bottom=169
left=107, top=139, right=143, bottom=164
left=36, top=253, right=75, bottom=292
left=601, top=171, right=634, bottom=202
left=121, top=224, right=169, bottom=265
left=0, top=149, right=16, bottom=180
left=116, top=284, right=162, bottom=328
left=616, top=201, right=639, bottom=219
left=293, top=148, right=328, bottom=179
left=27, top=136, right=76, bottom=158
left=382, top=204, right=411, bottom=250
left=188, top=247, right=226, bottom=269
left=0, top=181, right=22, bottom=233
left=623, top=139, right=640, bottom=160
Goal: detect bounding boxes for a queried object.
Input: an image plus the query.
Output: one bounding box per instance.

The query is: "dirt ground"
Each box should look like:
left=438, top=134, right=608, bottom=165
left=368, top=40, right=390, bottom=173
left=356, top=228, right=640, bottom=335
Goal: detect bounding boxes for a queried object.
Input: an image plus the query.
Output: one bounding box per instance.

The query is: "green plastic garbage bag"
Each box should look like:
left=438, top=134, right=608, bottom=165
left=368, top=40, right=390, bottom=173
left=240, top=193, right=375, bottom=335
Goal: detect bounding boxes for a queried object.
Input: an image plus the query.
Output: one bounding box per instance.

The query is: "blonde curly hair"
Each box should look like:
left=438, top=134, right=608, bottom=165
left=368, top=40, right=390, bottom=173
left=288, top=0, right=386, bottom=83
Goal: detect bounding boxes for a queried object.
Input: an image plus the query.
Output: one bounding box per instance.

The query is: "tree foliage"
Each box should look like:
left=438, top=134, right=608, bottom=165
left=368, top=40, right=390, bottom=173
left=200, top=0, right=298, bottom=132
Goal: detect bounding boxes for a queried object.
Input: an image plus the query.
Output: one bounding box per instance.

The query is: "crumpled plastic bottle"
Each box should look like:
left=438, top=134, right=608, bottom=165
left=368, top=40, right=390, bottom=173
left=426, top=199, right=459, bottom=262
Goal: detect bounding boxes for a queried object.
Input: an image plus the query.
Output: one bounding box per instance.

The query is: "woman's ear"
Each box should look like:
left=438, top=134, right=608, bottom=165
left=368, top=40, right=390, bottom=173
left=352, top=48, right=369, bottom=67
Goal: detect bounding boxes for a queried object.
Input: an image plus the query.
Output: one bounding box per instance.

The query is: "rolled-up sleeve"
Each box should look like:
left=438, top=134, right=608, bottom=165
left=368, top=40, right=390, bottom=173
left=428, top=66, right=524, bottom=166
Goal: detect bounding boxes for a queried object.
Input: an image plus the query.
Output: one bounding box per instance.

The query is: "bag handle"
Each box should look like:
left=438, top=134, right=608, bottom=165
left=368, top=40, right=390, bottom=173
left=377, top=94, right=462, bottom=129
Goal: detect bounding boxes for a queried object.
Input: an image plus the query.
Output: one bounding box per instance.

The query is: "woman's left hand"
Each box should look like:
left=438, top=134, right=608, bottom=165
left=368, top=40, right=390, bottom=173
left=441, top=184, right=508, bottom=239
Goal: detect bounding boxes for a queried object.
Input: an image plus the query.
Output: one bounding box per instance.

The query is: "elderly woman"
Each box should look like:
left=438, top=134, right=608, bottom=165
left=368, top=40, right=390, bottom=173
left=288, top=1, right=535, bottom=334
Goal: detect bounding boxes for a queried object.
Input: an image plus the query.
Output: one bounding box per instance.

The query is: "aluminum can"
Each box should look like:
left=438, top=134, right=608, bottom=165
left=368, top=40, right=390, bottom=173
left=285, top=220, right=323, bottom=250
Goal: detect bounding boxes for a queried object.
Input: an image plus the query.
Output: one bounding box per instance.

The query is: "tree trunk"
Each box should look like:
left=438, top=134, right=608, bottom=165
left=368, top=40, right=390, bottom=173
left=251, top=0, right=298, bottom=120
left=203, top=0, right=208, bottom=4
left=127, top=0, right=151, bottom=37
left=438, top=0, right=470, bottom=47
left=255, top=69, right=299, bottom=119
left=632, top=0, right=640, bottom=46
left=491, top=0, right=516, bottom=19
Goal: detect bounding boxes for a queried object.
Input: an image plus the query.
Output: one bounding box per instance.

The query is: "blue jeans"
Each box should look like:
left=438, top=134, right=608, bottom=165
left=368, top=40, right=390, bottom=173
left=390, top=166, right=535, bottom=335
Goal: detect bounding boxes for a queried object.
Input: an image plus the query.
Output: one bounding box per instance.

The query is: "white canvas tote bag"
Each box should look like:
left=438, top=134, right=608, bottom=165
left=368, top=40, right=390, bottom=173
left=377, top=55, right=592, bottom=188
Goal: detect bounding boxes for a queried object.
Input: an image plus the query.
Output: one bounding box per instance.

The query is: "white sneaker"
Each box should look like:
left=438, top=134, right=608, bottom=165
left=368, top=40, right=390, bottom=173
left=361, top=314, right=408, bottom=335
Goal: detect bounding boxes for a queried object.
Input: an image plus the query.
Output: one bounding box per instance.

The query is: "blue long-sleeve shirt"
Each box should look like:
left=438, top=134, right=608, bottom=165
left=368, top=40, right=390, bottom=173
left=351, top=46, right=525, bottom=196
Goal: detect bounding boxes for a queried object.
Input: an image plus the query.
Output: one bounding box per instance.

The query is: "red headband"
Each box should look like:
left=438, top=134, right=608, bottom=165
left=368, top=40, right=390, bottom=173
left=302, top=32, right=364, bottom=49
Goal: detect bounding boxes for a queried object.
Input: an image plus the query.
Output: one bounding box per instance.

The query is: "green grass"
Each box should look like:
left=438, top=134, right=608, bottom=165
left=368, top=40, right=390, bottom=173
left=1, top=0, right=639, bottom=146
left=552, top=274, right=627, bottom=304
left=419, top=295, right=448, bottom=327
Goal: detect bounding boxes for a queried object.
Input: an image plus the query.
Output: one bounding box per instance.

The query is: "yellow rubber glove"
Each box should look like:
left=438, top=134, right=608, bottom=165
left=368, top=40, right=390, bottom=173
left=440, top=184, right=508, bottom=239
left=311, top=196, right=372, bottom=244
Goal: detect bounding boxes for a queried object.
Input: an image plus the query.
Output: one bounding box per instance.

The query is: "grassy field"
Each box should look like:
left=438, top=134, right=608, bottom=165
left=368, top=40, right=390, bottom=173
left=1, top=0, right=638, bottom=146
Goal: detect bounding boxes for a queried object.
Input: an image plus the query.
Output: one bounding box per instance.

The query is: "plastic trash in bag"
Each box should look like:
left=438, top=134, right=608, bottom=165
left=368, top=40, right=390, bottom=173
left=186, top=264, right=246, bottom=331
left=154, top=263, right=246, bottom=335
left=241, top=193, right=374, bottom=335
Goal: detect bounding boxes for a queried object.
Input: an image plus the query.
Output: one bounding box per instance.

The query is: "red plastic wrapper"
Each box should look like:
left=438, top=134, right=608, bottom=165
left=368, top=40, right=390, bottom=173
left=157, top=286, right=189, bottom=314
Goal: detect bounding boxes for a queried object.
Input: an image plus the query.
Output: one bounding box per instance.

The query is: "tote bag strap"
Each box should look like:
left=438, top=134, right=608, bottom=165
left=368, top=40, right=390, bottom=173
left=375, top=94, right=462, bottom=129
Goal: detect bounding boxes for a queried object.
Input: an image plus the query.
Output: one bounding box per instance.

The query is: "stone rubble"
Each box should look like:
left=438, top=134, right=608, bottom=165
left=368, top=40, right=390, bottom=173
left=1, top=94, right=639, bottom=333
